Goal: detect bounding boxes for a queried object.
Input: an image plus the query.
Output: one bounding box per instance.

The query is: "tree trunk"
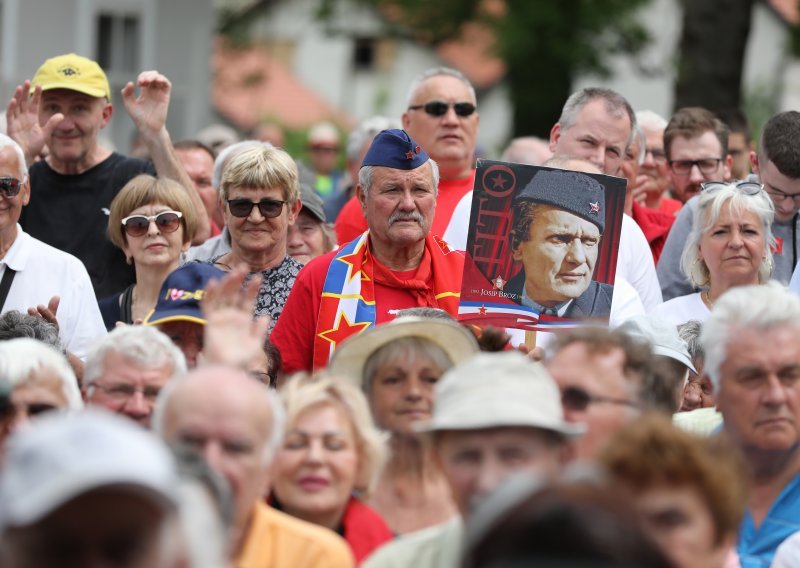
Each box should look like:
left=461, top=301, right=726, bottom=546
left=674, top=0, right=754, bottom=112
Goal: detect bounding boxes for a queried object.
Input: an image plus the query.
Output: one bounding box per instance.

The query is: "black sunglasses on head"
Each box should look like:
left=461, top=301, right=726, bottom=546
left=227, top=198, right=287, bottom=219
left=0, top=177, right=23, bottom=198
left=121, top=211, right=183, bottom=237
left=407, top=101, right=477, bottom=118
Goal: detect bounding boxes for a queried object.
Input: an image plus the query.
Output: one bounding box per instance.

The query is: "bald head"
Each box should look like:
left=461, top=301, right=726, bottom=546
left=154, top=366, right=284, bottom=534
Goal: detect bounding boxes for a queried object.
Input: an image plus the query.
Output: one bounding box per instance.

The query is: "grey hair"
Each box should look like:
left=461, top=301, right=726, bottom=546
left=406, top=67, right=477, bottom=107
left=358, top=158, right=440, bottom=197
left=152, top=370, right=286, bottom=469
left=0, top=310, right=62, bottom=349
left=346, top=116, right=402, bottom=162
left=363, top=336, right=454, bottom=393
left=701, top=282, right=800, bottom=391
left=84, top=326, right=187, bottom=388
left=0, top=337, right=82, bottom=410
left=0, top=133, right=28, bottom=179
left=395, top=307, right=456, bottom=321
left=677, top=320, right=704, bottom=362
left=558, top=87, right=637, bottom=149
left=630, top=122, right=647, bottom=166
left=211, top=140, right=272, bottom=190
left=680, top=183, right=775, bottom=287
left=636, top=110, right=668, bottom=132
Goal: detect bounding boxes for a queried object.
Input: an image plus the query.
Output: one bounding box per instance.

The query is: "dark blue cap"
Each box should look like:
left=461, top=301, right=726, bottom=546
left=515, top=169, right=606, bottom=233
left=144, top=263, right=226, bottom=326
left=361, top=129, right=429, bottom=170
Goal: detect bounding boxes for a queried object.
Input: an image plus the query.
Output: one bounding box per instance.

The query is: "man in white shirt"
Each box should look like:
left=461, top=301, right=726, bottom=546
left=0, top=134, right=105, bottom=359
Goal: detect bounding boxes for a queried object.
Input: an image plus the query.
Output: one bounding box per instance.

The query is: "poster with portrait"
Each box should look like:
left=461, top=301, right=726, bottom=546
left=457, top=159, right=626, bottom=332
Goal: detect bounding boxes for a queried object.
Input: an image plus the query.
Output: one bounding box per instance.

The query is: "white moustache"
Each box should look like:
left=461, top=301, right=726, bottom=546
left=388, top=211, right=423, bottom=226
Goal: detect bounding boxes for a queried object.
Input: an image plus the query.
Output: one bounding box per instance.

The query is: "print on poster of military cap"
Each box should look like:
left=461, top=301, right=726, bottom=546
left=458, top=160, right=625, bottom=331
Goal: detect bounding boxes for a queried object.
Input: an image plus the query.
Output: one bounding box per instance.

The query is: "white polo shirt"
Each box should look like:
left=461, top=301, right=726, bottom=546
left=1, top=225, right=106, bottom=359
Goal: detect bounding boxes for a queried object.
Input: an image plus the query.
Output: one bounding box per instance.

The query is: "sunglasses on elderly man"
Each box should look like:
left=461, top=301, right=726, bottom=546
left=226, top=198, right=288, bottom=219
left=121, top=211, right=183, bottom=237
left=0, top=177, right=23, bottom=198
left=407, top=101, right=477, bottom=118
left=701, top=181, right=763, bottom=196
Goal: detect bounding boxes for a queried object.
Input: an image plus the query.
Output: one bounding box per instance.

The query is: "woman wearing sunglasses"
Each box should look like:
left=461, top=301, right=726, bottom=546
left=649, top=181, right=774, bottom=326
left=99, top=175, right=199, bottom=329
left=208, top=145, right=303, bottom=330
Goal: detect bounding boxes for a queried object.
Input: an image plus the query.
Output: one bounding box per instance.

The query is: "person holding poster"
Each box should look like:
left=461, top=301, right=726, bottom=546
left=507, top=168, right=612, bottom=318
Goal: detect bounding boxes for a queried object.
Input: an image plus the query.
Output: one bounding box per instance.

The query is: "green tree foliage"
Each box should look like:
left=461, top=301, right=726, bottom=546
left=321, top=0, right=651, bottom=137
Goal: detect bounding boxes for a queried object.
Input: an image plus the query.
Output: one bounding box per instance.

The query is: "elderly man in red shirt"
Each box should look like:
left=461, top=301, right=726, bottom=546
left=272, top=129, right=463, bottom=373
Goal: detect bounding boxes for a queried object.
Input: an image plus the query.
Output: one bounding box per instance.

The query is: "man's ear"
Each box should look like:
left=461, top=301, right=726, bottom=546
left=548, top=123, right=561, bottom=153
left=750, top=150, right=760, bottom=175
left=723, top=154, right=734, bottom=181
left=100, top=102, right=113, bottom=129
left=357, top=184, right=368, bottom=213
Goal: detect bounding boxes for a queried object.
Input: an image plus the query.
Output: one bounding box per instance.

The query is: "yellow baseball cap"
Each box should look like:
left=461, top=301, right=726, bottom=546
left=30, top=53, right=111, bottom=99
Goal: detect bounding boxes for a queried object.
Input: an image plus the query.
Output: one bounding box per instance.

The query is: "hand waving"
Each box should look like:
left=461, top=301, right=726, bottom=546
left=121, top=71, right=171, bottom=140
left=6, top=82, right=63, bottom=163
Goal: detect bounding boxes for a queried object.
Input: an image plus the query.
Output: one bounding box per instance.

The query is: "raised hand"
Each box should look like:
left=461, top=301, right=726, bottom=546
left=121, top=71, right=171, bottom=140
left=201, top=265, right=270, bottom=368
left=27, top=296, right=61, bottom=333
left=6, top=82, right=63, bottom=164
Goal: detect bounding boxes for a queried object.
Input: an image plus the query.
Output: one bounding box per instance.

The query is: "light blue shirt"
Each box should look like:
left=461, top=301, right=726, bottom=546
left=738, top=473, right=800, bottom=567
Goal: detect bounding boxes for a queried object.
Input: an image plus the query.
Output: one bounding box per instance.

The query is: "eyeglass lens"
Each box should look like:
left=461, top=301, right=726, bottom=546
left=0, top=177, right=22, bottom=198
left=410, top=101, right=477, bottom=117
left=227, top=198, right=286, bottom=219
left=123, top=212, right=182, bottom=237
left=669, top=159, right=721, bottom=175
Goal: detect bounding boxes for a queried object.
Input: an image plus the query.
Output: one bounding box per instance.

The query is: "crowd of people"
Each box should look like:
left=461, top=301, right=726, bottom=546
left=2, top=51, right=800, bottom=568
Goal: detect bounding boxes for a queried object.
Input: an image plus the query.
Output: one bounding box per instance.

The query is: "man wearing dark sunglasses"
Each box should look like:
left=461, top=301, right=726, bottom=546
left=546, top=327, right=660, bottom=462
left=335, top=68, right=479, bottom=249
left=5, top=53, right=210, bottom=298
left=659, top=111, right=800, bottom=301
left=0, top=134, right=105, bottom=361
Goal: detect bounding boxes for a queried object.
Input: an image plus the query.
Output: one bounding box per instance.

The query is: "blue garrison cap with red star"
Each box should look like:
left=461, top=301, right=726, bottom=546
left=361, top=129, right=429, bottom=170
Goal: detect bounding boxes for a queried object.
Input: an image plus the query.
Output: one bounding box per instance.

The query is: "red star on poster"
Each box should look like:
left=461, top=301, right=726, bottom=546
left=490, top=173, right=507, bottom=190
left=318, top=313, right=372, bottom=349
left=478, top=304, right=487, bottom=315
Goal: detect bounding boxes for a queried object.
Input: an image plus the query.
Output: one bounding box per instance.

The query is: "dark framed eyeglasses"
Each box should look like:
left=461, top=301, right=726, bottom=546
left=407, top=101, right=477, bottom=118
left=90, top=382, right=162, bottom=403
left=701, top=180, right=763, bottom=196
left=668, top=158, right=722, bottom=176
left=121, top=211, right=183, bottom=237
left=561, top=386, right=638, bottom=412
left=227, top=198, right=287, bottom=219
left=0, top=177, right=23, bottom=198
left=761, top=185, right=800, bottom=206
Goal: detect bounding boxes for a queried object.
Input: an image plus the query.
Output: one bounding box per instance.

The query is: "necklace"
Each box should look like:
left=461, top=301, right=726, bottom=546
left=701, top=290, right=715, bottom=310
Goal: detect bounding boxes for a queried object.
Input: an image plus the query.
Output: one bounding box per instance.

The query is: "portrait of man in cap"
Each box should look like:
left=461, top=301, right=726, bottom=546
left=506, top=168, right=613, bottom=319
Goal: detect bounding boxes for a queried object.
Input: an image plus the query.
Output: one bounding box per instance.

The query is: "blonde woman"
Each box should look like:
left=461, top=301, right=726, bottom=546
left=270, top=374, right=391, bottom=564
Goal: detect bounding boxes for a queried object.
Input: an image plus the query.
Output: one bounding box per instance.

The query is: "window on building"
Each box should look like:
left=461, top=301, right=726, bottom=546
left=353, top=37, right=376, bottom=71
left=97, top=13, right=140, bottom=73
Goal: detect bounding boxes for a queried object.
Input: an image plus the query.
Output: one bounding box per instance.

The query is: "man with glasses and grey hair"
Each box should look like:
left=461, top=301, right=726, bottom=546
left=660, top=110, right=800, bottom=301
left=702, top=282, right=800, bottom=566
left=83, top=325, right=186, bottom=428
left=0, top=133, right=105, bottom=361
left=335, top=67, right=480, bottom=247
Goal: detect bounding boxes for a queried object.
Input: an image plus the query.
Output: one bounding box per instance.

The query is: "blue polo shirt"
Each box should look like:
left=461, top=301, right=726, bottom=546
left=739, top=473, right=800, bottom=567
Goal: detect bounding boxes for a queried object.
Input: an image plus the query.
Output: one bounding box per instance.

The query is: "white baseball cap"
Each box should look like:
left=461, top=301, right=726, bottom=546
left=417, top=351, right=583, bottom=438
left=0, top=409, right=178, bottom=531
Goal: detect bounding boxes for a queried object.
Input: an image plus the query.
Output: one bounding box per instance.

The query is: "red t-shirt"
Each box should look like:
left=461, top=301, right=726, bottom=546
left=334, top=173, right=475, bottom=245
left=657, top=196, right=682, bottom=217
